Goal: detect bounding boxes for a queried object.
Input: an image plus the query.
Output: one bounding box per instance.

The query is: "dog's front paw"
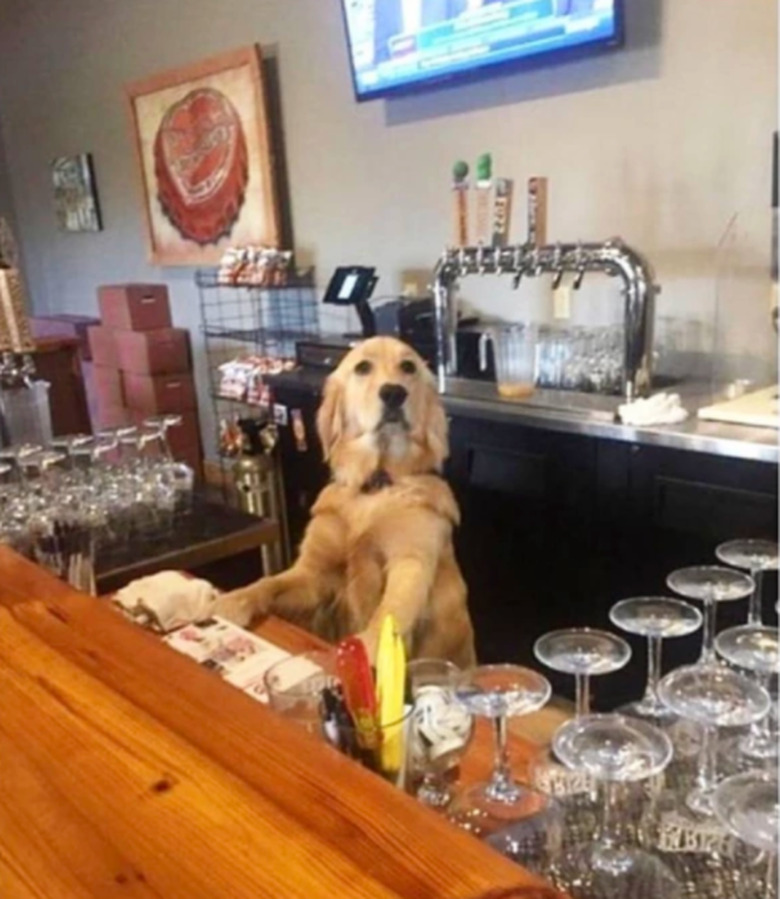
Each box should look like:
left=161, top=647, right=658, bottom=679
left=212, top=589, right=263, bottom=629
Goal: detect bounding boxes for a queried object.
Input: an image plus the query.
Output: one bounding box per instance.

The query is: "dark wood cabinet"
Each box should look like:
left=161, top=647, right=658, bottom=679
left=446, top=414, right=778, bottom=710
left=32, top=337, right=92, bottom=437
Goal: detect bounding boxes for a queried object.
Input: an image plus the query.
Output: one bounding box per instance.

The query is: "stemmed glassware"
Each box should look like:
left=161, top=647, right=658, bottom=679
left=715, top=624, right=779, bottom=761
left=609, top=597, right=703, bottom=721
left=552, top=714, right=681, bottom=898
left=0, top=418, right=196, bottom=565
left=658, top=664, right=770, bottom=817
left=406, top=658, right=473, bottom=810
left=713, top=771, right=779, bottom=899
left=447, top=665, right=563, bottom=873
left=716, top=539, right=779, bottom=626
left=534, top=628, right=631, bottom=717
left=667, top=566, right=755, bottom=663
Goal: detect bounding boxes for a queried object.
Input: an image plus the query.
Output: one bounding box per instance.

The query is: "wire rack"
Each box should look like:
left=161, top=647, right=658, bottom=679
left=197, top=268, right=318, bottom=358
left=198, top=267, right=319, bottom=535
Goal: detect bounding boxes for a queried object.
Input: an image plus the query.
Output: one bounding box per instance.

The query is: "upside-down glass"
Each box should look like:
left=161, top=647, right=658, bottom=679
left=406, top=658, right=473, bottom=810
left=667, top=566, right=755, bottom=664
left=715, top=624, right=779, bottom=760
left=552, top=714, right=681, bottom=899
left=534, top=628, right=631, bottom=717
left=658, top=664, right=770, bottom=817
left=143, top=414, right=183, bottom=460
left=609, top=597, right=703, bottom=721
left=448, top=665, right=563, bottom=873
left=716, top=539, right=779, bottom=626
left=713, top=771, right=779, bottom=899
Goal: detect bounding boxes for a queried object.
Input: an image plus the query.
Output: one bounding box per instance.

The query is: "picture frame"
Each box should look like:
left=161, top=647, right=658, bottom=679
left=125, top=45, right=280, bottom=266
left=51, top=153, right=103, bottom=233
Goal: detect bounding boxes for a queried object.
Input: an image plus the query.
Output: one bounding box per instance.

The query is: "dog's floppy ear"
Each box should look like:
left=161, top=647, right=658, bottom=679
left=420, top=372, right=449, bottom=470
left=316, top=373, right=345, bottom=460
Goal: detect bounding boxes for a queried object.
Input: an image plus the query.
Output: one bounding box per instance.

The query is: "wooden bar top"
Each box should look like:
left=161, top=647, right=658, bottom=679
left=0, top=548, right=565, bottom=899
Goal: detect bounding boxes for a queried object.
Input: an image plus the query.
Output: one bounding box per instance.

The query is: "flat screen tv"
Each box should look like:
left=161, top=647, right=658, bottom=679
left=340, top=0, right=623, bottom=101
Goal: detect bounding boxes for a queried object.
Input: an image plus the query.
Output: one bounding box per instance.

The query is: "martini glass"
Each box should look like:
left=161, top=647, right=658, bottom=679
left=715, top=624, right=779, bottom=761
left=533, top=628, right=631, bottom=717
left=447, top=665, right=562, bottom=874
left=658, top=664, right=770, bottom=817
left=610, top=597, right=703, bottom=722
left=667, top=566, right=755, bottom=664
left=713, top=771, right=778, bottom=899
left=716, top=539, right=779, bottom=626
left=552, top=714, right=680, bottom=899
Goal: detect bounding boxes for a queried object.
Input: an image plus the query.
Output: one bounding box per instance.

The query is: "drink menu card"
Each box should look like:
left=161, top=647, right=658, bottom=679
left=163, top=616, right=299, bottom=704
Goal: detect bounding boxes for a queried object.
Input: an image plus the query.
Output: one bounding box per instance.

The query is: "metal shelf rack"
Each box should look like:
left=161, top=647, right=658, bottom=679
left=198, top=267, right=319, bottom=564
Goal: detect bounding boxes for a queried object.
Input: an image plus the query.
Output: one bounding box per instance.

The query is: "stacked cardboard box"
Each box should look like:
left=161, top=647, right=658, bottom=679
left=87, top=284, right=203, bottom=475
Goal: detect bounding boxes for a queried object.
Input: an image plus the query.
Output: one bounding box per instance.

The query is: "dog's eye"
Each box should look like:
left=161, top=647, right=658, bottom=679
left=400, top=359, right=417, bottom=375
left=354, top=360, right=372, bottom=376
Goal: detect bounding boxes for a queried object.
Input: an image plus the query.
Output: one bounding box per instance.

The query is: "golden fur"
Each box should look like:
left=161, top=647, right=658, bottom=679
left=215, top=336, right=476, bottom=667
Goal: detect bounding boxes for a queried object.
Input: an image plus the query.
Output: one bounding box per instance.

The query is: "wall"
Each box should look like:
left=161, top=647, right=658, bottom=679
left=0, top=110, right=17, bottom=239
left=0, top=0, right=776, bottom=456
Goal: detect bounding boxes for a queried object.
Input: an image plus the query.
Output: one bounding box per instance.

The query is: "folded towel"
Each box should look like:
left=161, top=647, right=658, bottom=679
left=618, top=392, right=689, bottom=427
left=114, top=571, right=218, bottom=632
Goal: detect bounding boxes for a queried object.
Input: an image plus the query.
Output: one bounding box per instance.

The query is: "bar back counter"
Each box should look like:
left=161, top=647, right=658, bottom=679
left=269, top=369, right=778, bottom=711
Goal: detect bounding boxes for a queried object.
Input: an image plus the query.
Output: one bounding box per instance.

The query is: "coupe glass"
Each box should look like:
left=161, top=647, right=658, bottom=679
left=448, top=665, right=563, bottom=874
left=609, top=597, right=702, bottom=721
left=658, top=664, right=770, bottom=816
left=713, top=771, right=779, bottom=899
left=533, top=628, right=631, bottom=717
left=552, top=714, right=681, bottom=899
left=715, top=624, right=779, bottom=760
left=406, top=659, right=473, bottom=810
left=667, top=566, right=755, bottom=664
left=716, top=539, right=779, bottom=626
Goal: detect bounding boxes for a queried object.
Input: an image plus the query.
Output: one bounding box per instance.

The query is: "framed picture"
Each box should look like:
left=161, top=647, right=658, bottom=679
left=126, top=46, right=280, bottom=266
left=51, top=153, right=102, bottom=233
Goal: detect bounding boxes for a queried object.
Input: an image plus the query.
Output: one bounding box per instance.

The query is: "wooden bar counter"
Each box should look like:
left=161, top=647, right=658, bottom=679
left=0, top=547, right=565, bottom=899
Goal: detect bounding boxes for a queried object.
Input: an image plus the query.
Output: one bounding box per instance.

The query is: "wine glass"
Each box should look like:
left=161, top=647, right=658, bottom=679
left=533, top=628, right=631, bottom=717
left=50, top=433, right=94, bottom=472
left=143, top=414, right=183, bottom=460
left=658, top=664, right=770, bottom=817
left=447, top=665, right=563, bottom=874
left=552, top=714, right=681, bottom=899
left=406, top=658, right=473, bottom=810
left=715, top=624, right=779, bottom=761
left=609, top=597, right=703, bottom=721
left=713, top=771, right=778, bottom=899
left=716, top=539, right=779, bottom=626
left=667, top=566, right=755, bottom=664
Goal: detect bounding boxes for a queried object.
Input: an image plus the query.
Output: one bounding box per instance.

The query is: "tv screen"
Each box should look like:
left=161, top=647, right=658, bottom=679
left=340, top=0, right=623, bottom=101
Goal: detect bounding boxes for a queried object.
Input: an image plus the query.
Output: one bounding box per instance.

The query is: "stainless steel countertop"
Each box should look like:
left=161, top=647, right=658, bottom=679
left=441, top=378, right=779, bottom=465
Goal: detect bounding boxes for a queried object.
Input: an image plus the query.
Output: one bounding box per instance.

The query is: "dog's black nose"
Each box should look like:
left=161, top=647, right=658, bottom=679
left=379, top=383, right=408, bottom=409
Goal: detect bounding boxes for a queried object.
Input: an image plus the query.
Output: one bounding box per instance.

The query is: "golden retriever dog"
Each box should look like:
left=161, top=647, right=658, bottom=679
left=215, top=336, right=476, bottom=668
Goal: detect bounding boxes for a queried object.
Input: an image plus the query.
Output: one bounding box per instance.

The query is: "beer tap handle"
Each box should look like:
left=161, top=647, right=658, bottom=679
left=573, top=241, right=586, bottom=290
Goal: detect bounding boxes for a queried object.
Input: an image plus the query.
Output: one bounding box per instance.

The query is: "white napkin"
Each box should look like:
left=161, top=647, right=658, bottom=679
left=618, top=392, right=689, bottom=427
left=114, top=571, right=218, bottom=632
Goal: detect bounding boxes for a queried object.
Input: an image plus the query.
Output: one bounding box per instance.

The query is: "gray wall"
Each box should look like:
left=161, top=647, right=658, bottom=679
left=0, top=0, right=776, bottom=456
left=0, top=110, right=17, bottom=239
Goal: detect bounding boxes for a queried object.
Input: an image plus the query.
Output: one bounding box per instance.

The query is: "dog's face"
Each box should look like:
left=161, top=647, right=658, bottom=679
left=316, top=337, right=448, bottom=474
